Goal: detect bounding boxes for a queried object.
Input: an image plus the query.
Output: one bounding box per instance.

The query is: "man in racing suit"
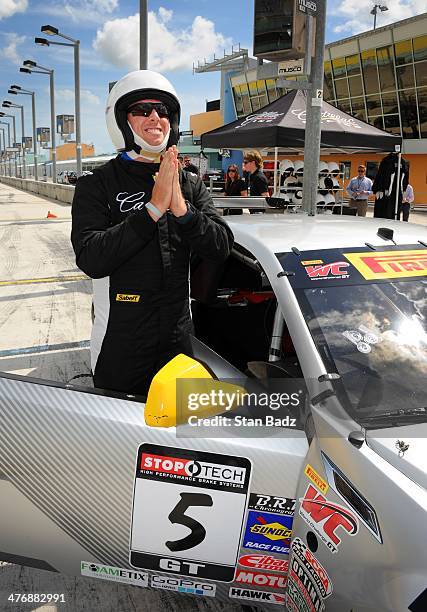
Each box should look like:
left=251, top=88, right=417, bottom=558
left=71, top=70, right=233, bottom=396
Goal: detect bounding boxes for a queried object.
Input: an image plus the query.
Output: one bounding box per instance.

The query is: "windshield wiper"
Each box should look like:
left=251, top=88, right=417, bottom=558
left=362, top=408, right=427, bottom=426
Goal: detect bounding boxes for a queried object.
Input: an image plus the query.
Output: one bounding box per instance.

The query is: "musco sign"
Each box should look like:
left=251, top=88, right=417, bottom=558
left=298, top=0, right=318, bottom=16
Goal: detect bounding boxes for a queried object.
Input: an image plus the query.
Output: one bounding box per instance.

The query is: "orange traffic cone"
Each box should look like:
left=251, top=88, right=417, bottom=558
left=47, top=211, right=58, bottom=219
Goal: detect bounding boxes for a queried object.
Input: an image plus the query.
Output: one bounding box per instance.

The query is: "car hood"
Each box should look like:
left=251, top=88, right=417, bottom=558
left=366, top=424, right=427, bottom=491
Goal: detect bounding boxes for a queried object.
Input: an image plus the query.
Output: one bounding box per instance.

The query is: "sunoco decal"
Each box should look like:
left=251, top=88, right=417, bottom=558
left=304, top=465, right=329, bottom=494
left=238, top=554, right=289, bottom=573
left=291, top=538, right=332, bottom=599
left=248, top=492, right=295, bottom=516
left=81, top=562, right=148, bottom=587
left=235, top=569, right=287, bottom=589
left=150, top=575, right=216, bottom=597
left=344, top=249, right=427, bottom=280
left=242, top=510, right=293, bottom=555
left=130, top=444, right=251, bottom=582
left=229, top=587, right=286, bottom=604
left=299, top=484, right=358, bottom=554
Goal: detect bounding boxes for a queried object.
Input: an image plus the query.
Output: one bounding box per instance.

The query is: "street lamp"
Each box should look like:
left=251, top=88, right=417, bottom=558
left=0, top=111, right=19, bottom=177
left=0, top=128, right=5, bottom=176
left=7, top=85, right=38, bottom=181
left=370, top=4, right=388, bottom=30
left=36, top=25, right=81, bottom=176
left=2, top=101, right=26, bottom=179
left=20, top=59, right=57, bottom=182
left=0, top=120, right=11, bottom=176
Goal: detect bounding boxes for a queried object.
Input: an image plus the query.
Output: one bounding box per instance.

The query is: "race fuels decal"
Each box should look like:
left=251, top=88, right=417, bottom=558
left=81, top=562, right=148, bottom=587
left=276, top=245, right=427, bottom=288
left=298, top=484, right=358, bottom=554
left=129, top=444, right=251, bottom=582
left=242, top=493, right=294, bottom=556
left=286, top=537, right=333, bottom=612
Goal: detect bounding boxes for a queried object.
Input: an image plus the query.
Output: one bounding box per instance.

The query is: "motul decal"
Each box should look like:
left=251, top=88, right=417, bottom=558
left=298, top=484, right=358, bottom=553
left=303, top=261, right=350, bottom=280
left=235, top=569, right=287, bottom=589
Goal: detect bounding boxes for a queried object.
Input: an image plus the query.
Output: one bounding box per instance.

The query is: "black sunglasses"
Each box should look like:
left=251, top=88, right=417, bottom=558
left=127, top=102, right=169, bottom=118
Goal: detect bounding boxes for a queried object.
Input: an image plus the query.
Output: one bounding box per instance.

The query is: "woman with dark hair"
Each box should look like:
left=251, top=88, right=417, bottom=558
left=223, top=164, right=247, bottom=215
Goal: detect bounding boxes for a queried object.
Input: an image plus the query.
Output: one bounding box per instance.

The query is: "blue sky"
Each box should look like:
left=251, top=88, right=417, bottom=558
left=1, top=0, right=425, bottom=154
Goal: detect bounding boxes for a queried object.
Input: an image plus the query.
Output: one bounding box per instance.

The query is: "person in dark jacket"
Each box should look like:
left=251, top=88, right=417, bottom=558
left=243, top=150, right=269, bottom=214
left=71, top=69, right=233, bottom=396
left=223, top=164, right=247, bottom=216
left=183, top=156, right=199, bottom=175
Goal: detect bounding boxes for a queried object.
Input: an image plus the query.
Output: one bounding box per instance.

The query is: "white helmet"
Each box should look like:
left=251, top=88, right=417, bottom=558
left=279, top=159, right=294, bottom=175
left=324, top=193, right=336, bottom=206
left=328, top=162, right=340, bottom=176
left=318, top=160, right=329, bottom=176
left=106, top=70, right=180, bottom=153
left=294, top=160, right=304, bottom=176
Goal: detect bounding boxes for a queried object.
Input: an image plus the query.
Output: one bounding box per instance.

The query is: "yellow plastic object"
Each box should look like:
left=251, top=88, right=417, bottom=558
left=144, top=354, right=246, bottom=428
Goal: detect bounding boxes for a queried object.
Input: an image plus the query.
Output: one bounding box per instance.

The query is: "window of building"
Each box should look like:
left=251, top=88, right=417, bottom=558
left=332, top=57, right=346, bottom=78
left=381, top=91, right=399, bottom=114
left=369, top=115, right=384, bottom=130
left=417, top=87, right=427, bottom=138
left=366, top=94, right=382, bottom=115
left=351, top=97, right=367, bottom=122
left=233, top=86, right=244, bottom=116
left=394, top=40, right=413, bottom=66
left=345, top=54, right=361, bottom=76
left=336, top=98, right=351, bottom=114
left=413, top=35, right=427, bottom=62
left=376, top=46, right=396, bottom=91
left=334, top=77, right=349, bottom=98
left=248, top=80, right=261, bottom=111
left=415, top=61, right=427, bottom=88
left=266, top=78, right=278, bottom=103
left=348, top=75, right=363, bottom=97
left=384, top=114, right=401, bottom=134
left=324, top=61, right=334, bottom=101
left=361, top=49, right=379, bottom=94
left=256, top=80, right=269, bottom=108
left=399, top=88, right=420, bottom=138
left=239, top=83, right=252, bottom=116
left=396, top=64, right=415, bottom=89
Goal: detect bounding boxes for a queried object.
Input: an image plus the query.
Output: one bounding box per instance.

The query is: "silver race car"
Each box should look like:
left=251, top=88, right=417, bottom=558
left=1, top=212, right=426, bottom=612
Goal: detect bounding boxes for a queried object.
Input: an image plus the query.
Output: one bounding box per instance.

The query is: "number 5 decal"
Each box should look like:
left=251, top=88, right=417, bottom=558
left=166, top=492, right=213, bottom=552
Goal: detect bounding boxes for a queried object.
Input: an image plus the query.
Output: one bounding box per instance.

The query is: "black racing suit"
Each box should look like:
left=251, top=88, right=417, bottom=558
left=71, top=155, right=233, bottom=395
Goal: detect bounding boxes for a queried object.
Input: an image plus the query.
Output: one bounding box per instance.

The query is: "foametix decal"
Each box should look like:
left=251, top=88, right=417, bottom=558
left=298, top=484, right=359, bottom=554
left=238, top=554, right=289, bottom=573
left=130, top=444, right=251, bottom=582
left=150, top=575, right=216, bottom=597
left=242, top=510, right=293, bottom=555
left=81, top=562, right=148, bottom=587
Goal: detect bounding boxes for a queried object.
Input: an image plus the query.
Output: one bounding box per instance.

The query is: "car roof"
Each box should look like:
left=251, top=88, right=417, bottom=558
left=226, top=213, right=427, bottom=256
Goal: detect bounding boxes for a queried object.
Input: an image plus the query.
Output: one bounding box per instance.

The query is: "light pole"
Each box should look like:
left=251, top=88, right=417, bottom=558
left=0, top=112, right=19, bottom=177
left=370, top=4, right=388, bottom=30
left=8, top=85, right=38, bottom=181
left=2, top=101, right=26, bottom=179
left=140, top=0, right=148, bottom=70
left=0, top=120, right=11, bottom=175
left=21, top=60, right=57, bottom=182
left=36, top=25, right=81, bottom=176
left=0, top=128, right=5, bottom=175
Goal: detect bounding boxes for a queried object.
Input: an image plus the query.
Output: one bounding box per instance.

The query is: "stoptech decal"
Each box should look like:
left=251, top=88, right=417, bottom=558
left=243, top=510, right=293, bottom=555
left=302, top=260, right=350, bottom=280
left=116, top=293, right=140, bottom=302
left=239, top=554, right=289, bottom=573
left=248, top=493, right=295, bottom=516
left=288, top=557, right=325, bottom=612
left=130, top=445, right=251, bottom=582
left=291, top=537, right=332, bottom=599
left=235, top=569, right=287, bottom=589
left=150, top=575, right=216, bottom=597
left=229, top=587, right=286, bottom=604
left=344, top=249, right=427, bottom=280
left=299, top=484, right=358, bottom=553
left=81, top=562, right=148, bottom=587
left=304, top=465, right=329, bottom=494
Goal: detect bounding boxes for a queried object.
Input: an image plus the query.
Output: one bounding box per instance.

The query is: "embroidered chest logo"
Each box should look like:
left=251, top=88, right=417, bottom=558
left=116, top=191, right=147, bottom=213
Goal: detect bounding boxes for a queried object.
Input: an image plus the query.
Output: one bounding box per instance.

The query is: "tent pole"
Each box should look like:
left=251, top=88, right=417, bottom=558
left=394, top=152, right=402, bottom=220
left=273, top=146, right=278, bottom=195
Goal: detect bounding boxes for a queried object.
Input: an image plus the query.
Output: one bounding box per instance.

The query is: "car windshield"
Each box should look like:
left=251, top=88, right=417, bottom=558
left=296, top=280, right=427, bottom=424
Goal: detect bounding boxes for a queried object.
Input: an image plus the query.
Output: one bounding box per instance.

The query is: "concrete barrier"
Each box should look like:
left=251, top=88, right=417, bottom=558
left=0, top=176, right=75, bottom=204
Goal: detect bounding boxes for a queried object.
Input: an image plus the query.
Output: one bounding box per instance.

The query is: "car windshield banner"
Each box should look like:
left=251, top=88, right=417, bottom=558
left=276, top=244, right=427, bottom=288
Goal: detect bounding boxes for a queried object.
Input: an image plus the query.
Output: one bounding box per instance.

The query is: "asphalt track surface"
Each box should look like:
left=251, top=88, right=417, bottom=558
left=1, top=181, right=427, bottom=612
left=0, top=182, right=249, bottom=612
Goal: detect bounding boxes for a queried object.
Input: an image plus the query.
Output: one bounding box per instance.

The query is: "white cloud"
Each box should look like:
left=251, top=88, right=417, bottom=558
left=0, top=0, right=27, bottom=20
left=0, top=32, right=26, bottom=65
left=93, top=8, right=231, bottom=72
left=331, top=0, right=427, bottom=36
left=34, top=0, right=118, bottom=25
left=56, top=88, right=101, bottom=105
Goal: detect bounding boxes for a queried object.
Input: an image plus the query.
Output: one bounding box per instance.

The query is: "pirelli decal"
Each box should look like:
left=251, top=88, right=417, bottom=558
left=344, top=249, right=427, bottom=280
left=116, top=293, right=141, bottom=302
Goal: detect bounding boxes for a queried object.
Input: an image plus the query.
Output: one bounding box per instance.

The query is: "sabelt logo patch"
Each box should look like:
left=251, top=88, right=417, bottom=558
left=81, top=561, right=148, bottom=587
left=304, top=464, right=329, bottom=494
left=140, top=452, right=247, bottom=486
left=116, top=293, right=140, bottom=302
left=344, top=249, right=427, bottom=279
left=239, top=554, right=289, bottom=573
left=299, top=484, right=358, bottom=553
left=229, top=587, right=285, bottom=604
left=151, top=575, right=216, bottom=597
left=235, top=569, right=287, bottom=589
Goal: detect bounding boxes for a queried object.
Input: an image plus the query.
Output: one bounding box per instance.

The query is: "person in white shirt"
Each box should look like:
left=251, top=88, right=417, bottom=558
left=398, top=184, right=414, bottom=222
left=346, top=165, right=373, bottom=216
